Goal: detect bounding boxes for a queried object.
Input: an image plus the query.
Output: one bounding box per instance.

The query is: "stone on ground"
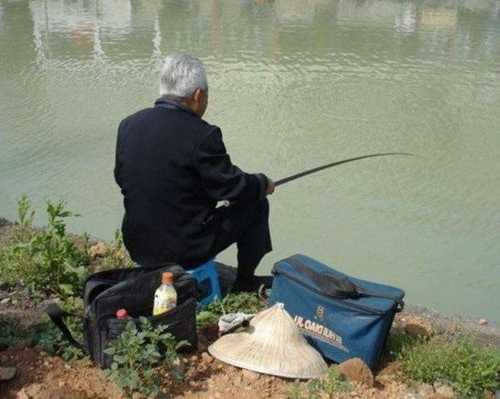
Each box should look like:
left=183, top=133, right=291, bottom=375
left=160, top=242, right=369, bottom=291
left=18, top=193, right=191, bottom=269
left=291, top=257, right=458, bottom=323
left=433, top=383, right=455, bottom=398
left=0, top=366, right=16, bottom=381
left=337, top=357, right=374, bottom=387
left=404, top=318, right=433, bottom=338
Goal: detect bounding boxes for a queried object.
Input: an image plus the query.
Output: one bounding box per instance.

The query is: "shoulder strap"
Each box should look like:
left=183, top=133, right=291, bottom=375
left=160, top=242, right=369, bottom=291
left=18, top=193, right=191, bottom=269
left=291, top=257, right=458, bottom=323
left=45, top=303, right=86, bottom=351
left=285, top=257, right=405, bottom=311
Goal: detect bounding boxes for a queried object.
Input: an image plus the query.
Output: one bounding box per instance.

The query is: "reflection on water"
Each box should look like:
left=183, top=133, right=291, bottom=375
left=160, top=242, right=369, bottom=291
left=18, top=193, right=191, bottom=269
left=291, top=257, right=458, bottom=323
left=1, top=0, right=499, bottom=322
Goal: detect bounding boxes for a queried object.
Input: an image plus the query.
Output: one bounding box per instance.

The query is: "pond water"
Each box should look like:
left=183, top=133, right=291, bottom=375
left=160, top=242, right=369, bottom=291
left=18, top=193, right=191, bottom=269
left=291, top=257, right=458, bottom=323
left=1, top=0, right=499, bottom=322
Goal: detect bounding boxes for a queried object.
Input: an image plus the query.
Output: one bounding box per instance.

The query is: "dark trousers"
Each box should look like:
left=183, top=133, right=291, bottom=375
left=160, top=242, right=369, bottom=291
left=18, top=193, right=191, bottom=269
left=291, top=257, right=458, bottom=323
left=200, top=198, right=272, bottom=281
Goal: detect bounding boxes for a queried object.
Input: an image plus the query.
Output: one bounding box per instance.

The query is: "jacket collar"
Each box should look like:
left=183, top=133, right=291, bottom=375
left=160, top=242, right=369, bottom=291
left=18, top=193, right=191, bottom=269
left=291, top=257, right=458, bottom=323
left=154, top=96, right=199, bottom=118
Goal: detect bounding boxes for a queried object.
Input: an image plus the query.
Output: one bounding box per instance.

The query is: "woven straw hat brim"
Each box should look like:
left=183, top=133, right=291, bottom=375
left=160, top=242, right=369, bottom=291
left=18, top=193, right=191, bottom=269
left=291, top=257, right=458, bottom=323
left=208, top=303, right=328, bottom=379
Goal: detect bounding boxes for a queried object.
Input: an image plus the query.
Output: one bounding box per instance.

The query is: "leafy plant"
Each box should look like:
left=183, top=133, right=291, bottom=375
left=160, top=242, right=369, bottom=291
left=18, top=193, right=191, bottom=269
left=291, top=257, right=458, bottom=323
left=99, top=230, right=134, bottom=270
left=386, top=330, right=422, bottom=359
left=289, top=367, right=352, bottom=399
left=0, top=319, right=31, bottom=349
left=104, top=317, right=188, bottom=398
left=33, top=297, right=86, bottom=361
left=0, top=198, right=89, bottom=297
left=397, top=336, right=500, bottom=398
left=15, top=194, right=35, bottom=242
left=34, top=321, right=86, bottom=361
left=196, top=292, right=264, bottom=329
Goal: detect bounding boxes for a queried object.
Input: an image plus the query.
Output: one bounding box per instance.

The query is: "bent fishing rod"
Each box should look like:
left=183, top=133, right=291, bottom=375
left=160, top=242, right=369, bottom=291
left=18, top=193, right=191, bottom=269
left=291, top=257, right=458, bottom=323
left=275, top=152, right=415, bottom=187
left=218, top=152, right=414, bottom=208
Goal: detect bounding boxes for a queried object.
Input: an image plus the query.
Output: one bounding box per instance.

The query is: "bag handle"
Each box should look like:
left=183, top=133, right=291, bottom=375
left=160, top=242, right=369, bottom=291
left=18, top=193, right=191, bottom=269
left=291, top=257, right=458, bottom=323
left=286, top=258, right=405, bottom=311
left=45, top=303, right=86, bottom=351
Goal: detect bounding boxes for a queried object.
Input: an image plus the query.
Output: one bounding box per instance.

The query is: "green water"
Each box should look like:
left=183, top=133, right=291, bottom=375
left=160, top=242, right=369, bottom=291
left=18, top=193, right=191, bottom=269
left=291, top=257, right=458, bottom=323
left=1, top=0, right=499, bottom=322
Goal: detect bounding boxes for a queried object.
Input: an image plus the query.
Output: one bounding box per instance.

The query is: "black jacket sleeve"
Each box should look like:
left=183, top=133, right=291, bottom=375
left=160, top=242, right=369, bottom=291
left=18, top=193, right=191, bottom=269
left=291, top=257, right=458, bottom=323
left=194, top=127, right=267, bottom=203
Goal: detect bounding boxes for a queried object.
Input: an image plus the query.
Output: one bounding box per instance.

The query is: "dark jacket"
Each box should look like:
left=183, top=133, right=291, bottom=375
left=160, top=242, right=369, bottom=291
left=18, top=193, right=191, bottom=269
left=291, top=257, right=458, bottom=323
left=114, top=98, right=268, bottom=267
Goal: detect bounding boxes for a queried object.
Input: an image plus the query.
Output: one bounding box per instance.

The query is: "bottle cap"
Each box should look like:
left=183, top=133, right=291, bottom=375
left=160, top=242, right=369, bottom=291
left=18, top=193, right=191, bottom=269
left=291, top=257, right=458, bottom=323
left=116, top=309, right=128, bottom=319
left=162, top=272, right=174, bottom=284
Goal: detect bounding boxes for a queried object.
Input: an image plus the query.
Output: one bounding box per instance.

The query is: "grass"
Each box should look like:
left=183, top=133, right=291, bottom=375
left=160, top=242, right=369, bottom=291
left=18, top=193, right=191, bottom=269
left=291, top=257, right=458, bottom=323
left=0, top=319, right=32, bottom=349
left=288, top=367, right=352, bottom=399
left=388, top=331, right=500, bottom=398
left=196, top=291, right=264, bottom=329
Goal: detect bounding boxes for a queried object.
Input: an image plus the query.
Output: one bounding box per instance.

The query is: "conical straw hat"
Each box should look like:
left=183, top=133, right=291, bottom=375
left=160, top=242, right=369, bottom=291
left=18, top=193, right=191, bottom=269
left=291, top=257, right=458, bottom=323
left=208, top=303, right=328, bottom=379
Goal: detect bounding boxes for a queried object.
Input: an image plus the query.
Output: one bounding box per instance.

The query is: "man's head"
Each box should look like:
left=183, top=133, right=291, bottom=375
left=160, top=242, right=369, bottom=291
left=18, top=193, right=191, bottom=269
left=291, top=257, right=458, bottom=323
left=159, top=53, right=208, bottom=117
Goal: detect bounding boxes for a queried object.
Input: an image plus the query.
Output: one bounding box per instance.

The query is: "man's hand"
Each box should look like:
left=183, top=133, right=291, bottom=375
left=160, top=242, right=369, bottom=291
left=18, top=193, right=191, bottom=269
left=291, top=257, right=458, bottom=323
left=266, top=178, right=275, bottom=195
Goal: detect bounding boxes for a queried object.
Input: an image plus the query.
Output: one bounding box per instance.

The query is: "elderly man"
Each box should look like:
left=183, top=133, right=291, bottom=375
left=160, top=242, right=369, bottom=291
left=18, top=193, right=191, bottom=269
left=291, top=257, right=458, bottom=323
left=114, top=53, right=274, bottom=292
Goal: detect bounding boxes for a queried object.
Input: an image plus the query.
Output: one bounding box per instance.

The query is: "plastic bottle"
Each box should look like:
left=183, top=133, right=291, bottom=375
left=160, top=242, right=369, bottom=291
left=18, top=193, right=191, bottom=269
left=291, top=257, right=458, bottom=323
left=116, top=309, right=129, bottom=319
left=153, top=272, right=177, bottom=316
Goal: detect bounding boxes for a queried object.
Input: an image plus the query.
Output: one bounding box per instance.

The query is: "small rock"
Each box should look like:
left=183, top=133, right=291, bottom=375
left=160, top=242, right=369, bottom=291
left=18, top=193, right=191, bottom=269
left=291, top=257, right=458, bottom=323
left=16, top=389, right=29, bottom=399
left=338, top=358, right=374, bottom=387
left=433, top=383, right=455, bottom=398
left=479, top=318, right=488, bottom=326
left=404, top=321, right=433, bottom=338
left=417, top=383, right=434, bottom=397
left=201, top=352, right=214, bottom=364
left=1, top=297, right=10, bottom=304
left=0, top=366, right=16, bottom=382
left=241, top=369, right=260, bottom=382
left=24, top=383, right=42, bottom=398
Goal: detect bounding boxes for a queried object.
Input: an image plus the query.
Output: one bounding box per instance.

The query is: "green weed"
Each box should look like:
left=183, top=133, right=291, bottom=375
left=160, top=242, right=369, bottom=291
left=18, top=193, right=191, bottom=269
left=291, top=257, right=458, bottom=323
left=196, top=292, right=264, bottom=329
left=0, top=197, right=89, bottom=298
left=33, top=321, right=86, bottom=361
left=14, top=194, right=35, bottom=242
left=288, top=367, right=352, bottom=399
left=396, top=335, right=500, bottom=398
left=0, top=319, right=31, bottom=349
left=33, top=297, right=86, bottom=361
left=104, top=317, right=188, bottom=398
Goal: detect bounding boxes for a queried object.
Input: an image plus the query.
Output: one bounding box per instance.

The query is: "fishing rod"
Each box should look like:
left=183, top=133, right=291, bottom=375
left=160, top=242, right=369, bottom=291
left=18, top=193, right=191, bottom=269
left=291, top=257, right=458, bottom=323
left=217, top=152, right=414, bottom=208
left=275, top=152, right=415, bottom=187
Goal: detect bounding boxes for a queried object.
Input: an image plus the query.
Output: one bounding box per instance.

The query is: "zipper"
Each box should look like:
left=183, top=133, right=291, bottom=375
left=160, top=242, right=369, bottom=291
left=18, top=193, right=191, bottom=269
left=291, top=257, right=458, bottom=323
left=274, top=262, right=390, bottom=315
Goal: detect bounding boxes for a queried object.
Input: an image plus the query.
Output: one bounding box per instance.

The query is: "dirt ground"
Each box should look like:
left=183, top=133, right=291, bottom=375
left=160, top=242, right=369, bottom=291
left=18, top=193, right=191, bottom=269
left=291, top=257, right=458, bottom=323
left=0, top=338, right=411, bottom=399
left=2, top=302, right=490, bottom=399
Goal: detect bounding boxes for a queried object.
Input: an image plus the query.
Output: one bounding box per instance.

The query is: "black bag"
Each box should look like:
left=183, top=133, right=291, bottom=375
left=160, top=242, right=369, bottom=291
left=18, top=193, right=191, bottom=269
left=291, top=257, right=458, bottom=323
left=46, top=265, right=198, bottom=368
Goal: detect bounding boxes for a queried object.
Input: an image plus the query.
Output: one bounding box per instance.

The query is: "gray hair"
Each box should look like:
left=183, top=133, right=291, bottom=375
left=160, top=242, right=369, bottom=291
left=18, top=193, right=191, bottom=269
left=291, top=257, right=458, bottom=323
left=159, top=53, right=208, bottom=98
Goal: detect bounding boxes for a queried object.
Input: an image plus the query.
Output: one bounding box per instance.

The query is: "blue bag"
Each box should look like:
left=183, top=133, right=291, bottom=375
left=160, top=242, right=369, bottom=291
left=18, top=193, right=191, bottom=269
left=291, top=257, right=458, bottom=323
left=269, top=254, right=404, bottom=369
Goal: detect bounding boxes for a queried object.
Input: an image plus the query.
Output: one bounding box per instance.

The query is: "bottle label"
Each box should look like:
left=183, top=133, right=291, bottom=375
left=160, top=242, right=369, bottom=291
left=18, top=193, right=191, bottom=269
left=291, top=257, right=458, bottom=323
left=153, top=293, right=176, bottom=316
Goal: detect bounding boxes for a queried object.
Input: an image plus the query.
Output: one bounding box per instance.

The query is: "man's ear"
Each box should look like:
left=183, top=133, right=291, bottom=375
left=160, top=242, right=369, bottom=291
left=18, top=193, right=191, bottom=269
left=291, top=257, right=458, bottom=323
left=193, top=88, right=204, bottom=103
